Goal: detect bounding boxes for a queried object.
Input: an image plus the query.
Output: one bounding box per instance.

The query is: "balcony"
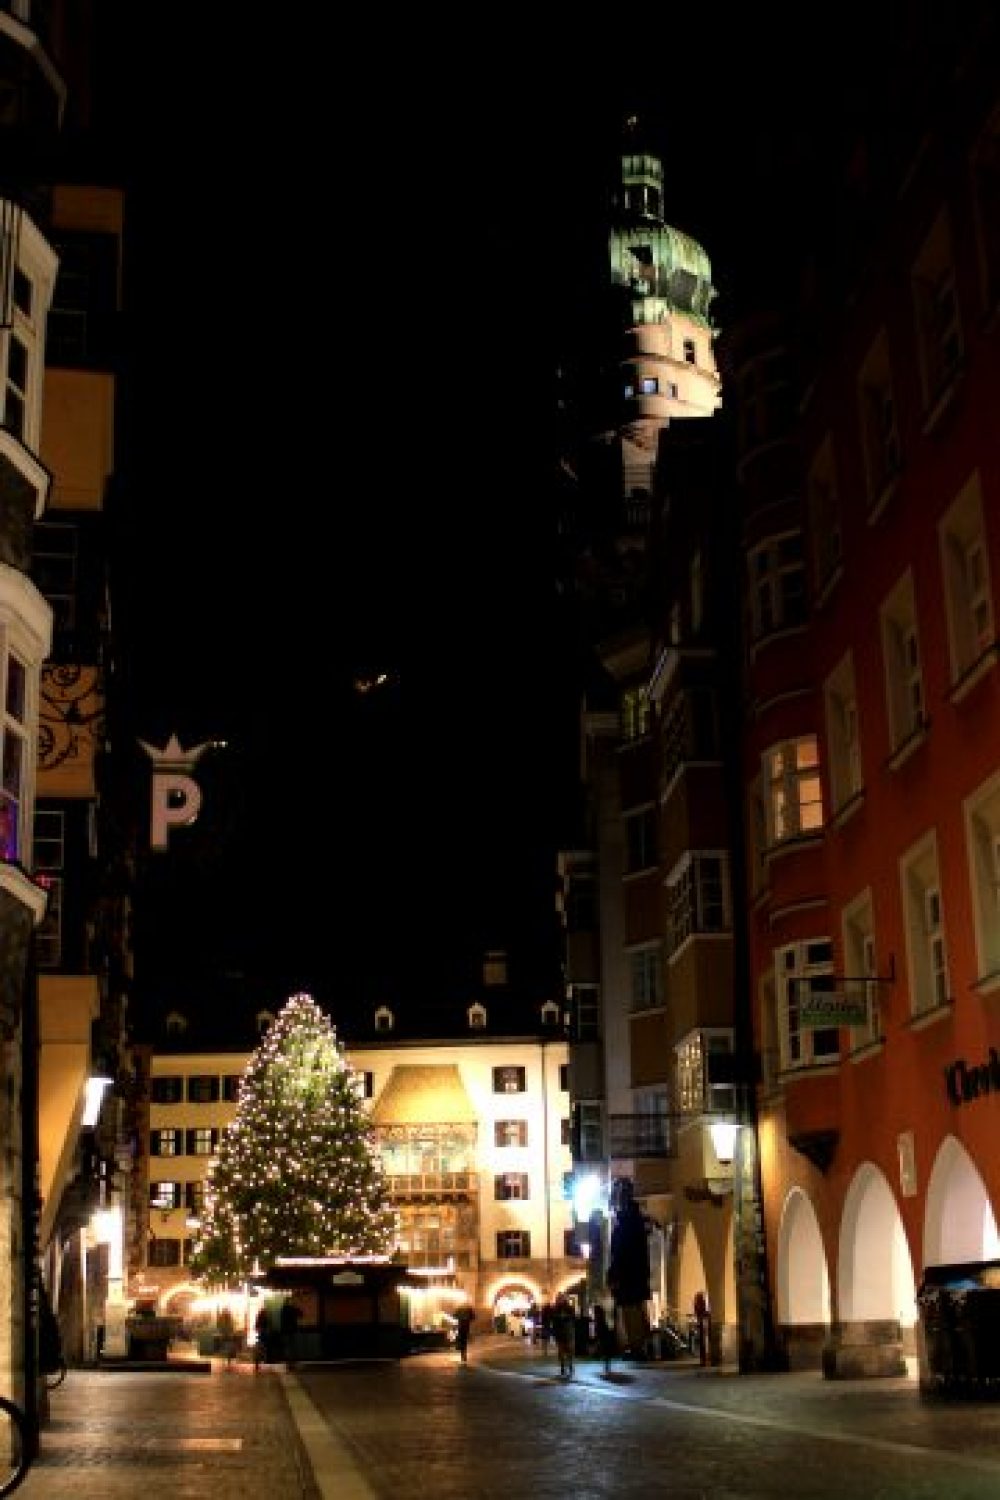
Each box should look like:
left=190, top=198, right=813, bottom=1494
left=385, top=1172, right=478, bottom=1201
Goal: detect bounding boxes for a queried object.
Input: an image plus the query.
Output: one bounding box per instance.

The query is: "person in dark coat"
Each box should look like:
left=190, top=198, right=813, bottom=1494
left=454, top=1304, right=475, bottom=1362
left=253, top=1306, right=271, bottom=1372
left=552, top=1294, right=576, bottom=1378
left=607, top=1178, right=651, bottom=1357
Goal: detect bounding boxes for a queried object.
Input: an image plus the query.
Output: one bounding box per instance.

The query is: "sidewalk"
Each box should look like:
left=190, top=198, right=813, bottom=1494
left=474, top=1332, right=1000, bottom=1467
left=18, top=1359, right=329, bottom=1499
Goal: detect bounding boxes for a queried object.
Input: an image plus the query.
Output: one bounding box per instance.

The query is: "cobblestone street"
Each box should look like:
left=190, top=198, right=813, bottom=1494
left=15, top=1339, right=1000, bottom=1499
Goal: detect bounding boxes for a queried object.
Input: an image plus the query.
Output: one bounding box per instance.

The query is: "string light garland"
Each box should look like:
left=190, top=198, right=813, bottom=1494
left=190, top=993, right=397, bottom=1283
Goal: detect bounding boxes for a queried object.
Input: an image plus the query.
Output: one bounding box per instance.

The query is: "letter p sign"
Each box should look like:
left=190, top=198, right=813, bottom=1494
left=139, top=734, right=212, bottom=853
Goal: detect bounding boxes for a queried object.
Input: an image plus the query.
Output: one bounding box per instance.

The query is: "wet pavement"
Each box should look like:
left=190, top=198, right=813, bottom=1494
left=14, top=1337, right=1000, bottom=1498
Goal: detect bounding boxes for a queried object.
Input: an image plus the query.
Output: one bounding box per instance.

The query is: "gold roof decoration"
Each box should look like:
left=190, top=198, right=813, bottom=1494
left=371, top=1064, right=477, bottom=1125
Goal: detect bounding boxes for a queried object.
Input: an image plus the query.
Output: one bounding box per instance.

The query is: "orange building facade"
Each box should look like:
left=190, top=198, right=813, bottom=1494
left=735, top=50, right=1000, bottom=1374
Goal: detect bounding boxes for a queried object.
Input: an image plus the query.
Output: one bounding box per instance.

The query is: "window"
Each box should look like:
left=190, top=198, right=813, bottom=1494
left=629, top=944, right=661, bottom=1011
left=901, top=832, right=949, bottom=1015
left=675, top=1030, right=734, bottom=1115
left=354, top=1070, right=374, bottom=1100
left=624, top=807, right=656, bottom=873
left=564, top=1228, right=581, bottom=1257
left=824, top=653, right=864, bottom=813
left=150, top=1129, right=180, bottom=1157
left=495, top=1120, right=528, bottom=1148
left=662, top=688, right=719, bottom=788
left=46, top=230, right=118, bottom=367
left=567, top=984, right=599, bottom=1040
left=965, top=771, right=1000, bottom=982
left=939, top=474, right=994, bottom=685
left=766, top=736, right=823, bottom=845
left=33, top=522, right=79, bottom=635
left=496, top=1231, right=530, bottom=1260
left=912, top=210, right=962, bottom=407
left=560, top=1117, right=571, bottom=1148
left=34, top=874, right=62, bottom=968
left=149, top=1182, right=182, bottom=1211
left=494, top=1172, right=529, bottom=1201
left=857, top=331, right=900, bottom=511
left=184, top=1181, right=205, bottom=1214
left=747, top=774, right=768, bottom=897
left=666, top=852, right=730, bottom=954
left=807, top=436, right=842, bottom=594
left=222, top=1075, right=242, bottom=1102
left=640, top=376, right=658, bottom=395
left=748, top=531, right=806, bottom=640
left=572, top=1101, right=603, bottom=1160
left=187, top=1075, right=220, bottom=1104
left=148, top=1239, right=181, bottom=1268
left=559, top=1063, right=569, bottom=1093
left=151, top=1076, right=183, bottom=1104
left=492, top=1066, right=525, bottom=1094
left=779, top=940, right=840, bottom=1068
left=33, top=807, right=64, bottom=967
left=467, top=1003, right=487, bottom=1030
left=565, top=868, right=596, bottom=932
left=683, top=337, right=697, bottom=364
left=374, top=1005, right=394, bottom=1033
left=186, top=1128, right=219, bottom=1156
left=633, top=1087, right=671, bottom=1152
left=738, top=349, right=795, bottom=454
left=0, top=649, right=30, bottom=862
left=3, top=330, right=28, bottom=441
left=620, top=686, right=651, bottom=743
left=881, top=571, right=925, bottom=751
left=255, top=1009, right=274, bottom=1035
left=842, top=891, right=881, bottom=1048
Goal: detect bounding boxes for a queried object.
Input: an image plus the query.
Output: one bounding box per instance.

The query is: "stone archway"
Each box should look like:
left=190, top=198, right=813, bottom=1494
left=924, top=1135, right=1000, bottom=1267
left=830, top=1162, right=915, bottom=1378
left=776, top=1187, right=830, bottom=1368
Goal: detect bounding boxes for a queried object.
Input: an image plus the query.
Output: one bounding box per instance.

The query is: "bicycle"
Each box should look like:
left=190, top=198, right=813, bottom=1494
left=0, top=1394, right=29, bottom=1497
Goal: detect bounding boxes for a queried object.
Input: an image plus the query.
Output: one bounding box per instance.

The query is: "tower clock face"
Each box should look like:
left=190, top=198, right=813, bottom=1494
left=39, top=664, right=104, bottom=771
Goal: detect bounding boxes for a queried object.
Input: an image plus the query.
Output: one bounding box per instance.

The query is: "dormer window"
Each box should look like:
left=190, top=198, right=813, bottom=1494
left=540, top=999, right=560, bottom=1028
left=467, top=1003, right=487, bottom=1030
left=164, top=1010, right=187, bottom=1036
left=374, top=1005, right=394, bottom=1033
left=255, top=1009, right=275, bottom=1035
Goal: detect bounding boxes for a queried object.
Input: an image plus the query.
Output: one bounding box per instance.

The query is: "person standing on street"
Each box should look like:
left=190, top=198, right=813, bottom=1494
left=552, top=1294, right=575, bottom=1379
left=693, top=1290, right=711, bottom=1367
left=593, top=1303, right=615, bottom=1375
left=454, top=1304, right=475, bottom=1363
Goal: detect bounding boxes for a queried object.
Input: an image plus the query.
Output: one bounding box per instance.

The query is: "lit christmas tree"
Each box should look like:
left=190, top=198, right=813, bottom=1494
left=191, top=993, right=397, bottom=1282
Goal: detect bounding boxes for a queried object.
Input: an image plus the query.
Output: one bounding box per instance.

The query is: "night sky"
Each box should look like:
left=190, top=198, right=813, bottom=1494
left=96, top=4, right=946, bottom=1028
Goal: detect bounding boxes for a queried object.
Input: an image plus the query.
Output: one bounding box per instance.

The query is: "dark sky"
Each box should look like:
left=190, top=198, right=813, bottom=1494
left=97, top=4, right=949, bottom=1025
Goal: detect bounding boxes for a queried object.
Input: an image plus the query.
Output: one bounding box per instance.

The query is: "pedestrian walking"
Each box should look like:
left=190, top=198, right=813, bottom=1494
left=253, top=1306, right=271, bottom=1372
left=593, top=1303, right=615, bottom=1375
left=693, top=1290, right=711, bottom=1367
left=552, top=1294, right=575, bottom=1378
left=454, top=1304, right=475, bottom=1363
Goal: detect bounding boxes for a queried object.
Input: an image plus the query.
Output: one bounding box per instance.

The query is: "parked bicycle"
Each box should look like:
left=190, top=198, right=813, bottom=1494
left=0, top=1394, right=28, bottom=1497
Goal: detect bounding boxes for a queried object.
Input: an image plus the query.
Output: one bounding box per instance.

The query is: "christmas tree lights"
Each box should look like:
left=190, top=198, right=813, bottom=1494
left=191, top=993, right=397, bottom=1282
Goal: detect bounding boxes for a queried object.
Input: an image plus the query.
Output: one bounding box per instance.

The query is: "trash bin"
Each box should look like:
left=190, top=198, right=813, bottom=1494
left=916, top=1258, right=1000, bottom=1397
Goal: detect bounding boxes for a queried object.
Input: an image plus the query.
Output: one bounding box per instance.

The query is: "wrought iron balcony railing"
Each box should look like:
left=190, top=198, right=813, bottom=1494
left=607, top=1113, right=676, bottom=1159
